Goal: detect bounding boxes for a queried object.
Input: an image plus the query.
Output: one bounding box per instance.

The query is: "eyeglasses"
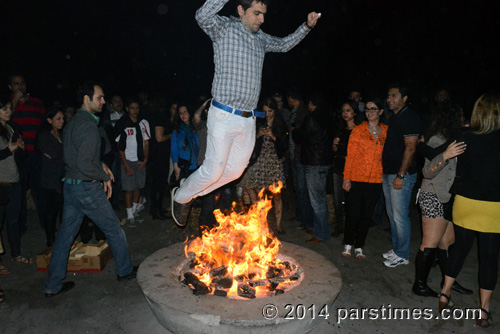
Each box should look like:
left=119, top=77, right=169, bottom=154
left=365, top=107, right=379, bottom=113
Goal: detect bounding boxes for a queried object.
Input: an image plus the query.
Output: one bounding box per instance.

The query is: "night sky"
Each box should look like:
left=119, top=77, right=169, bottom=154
left=1, top=0, right=499, bottom=112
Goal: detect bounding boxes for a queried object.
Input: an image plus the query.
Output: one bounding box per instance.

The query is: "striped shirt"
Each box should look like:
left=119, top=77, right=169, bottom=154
left=196, top=0, right=310, bottom=111
left=11, top=96, right=45, bottom=152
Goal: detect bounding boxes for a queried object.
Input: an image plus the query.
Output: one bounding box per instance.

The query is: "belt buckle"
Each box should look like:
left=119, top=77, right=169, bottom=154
left=241, top=111, right=251, bottom=118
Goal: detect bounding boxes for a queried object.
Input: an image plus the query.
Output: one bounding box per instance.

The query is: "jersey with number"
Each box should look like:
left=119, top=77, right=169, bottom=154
left=115, top=119, right=151, bottom=161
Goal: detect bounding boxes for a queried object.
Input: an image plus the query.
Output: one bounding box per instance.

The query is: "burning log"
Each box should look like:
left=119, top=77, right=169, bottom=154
left=266, top=266, right=283, bottom=279
left=237, top=284, right=256, bottom=299
left=214, top=289, right=228, bottom=297
left=248, top=279, right=268, bottom=287
left=212, top=277, right=233, bottom=289
left=182, top=272, right=210, bottom=295
left=234, top=274, right=246, bottom=282
left=209, top=265, right=228, bottom=278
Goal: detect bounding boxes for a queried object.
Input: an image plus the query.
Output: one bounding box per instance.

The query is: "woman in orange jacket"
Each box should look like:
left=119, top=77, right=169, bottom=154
left=342, top=98, right=388, bottom=259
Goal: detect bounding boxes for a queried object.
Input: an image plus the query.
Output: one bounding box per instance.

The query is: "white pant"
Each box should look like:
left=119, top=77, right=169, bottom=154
left=174, top=104, right=256, bottom=204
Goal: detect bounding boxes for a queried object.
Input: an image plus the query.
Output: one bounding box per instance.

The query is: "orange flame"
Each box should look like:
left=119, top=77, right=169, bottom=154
left=184, top=181, right=290, bottom=297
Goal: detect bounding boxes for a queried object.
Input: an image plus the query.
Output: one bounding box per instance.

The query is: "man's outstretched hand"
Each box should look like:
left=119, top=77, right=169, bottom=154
left=307, top=12, right=321, bottom=29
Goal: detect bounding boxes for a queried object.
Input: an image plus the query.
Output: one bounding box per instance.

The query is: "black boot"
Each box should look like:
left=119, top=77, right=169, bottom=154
left=412, top=248, right=439, bottom=297
left=438, top=248, right=473, bottom=295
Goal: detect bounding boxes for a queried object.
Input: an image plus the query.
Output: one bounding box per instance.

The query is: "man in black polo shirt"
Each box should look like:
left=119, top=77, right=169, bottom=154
left=381, top=83, right=421, bottom=268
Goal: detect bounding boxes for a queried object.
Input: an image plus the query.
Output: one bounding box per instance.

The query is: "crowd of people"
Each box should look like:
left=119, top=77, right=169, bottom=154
left=1, top=74, right=499, bottom=325
left=1, top=0, right=499, bottom=328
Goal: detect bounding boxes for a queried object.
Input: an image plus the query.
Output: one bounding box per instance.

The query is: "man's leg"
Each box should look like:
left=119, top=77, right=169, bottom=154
left=384, top=173, right=416, bottom=260
left=306, top=165, right=330, bottom=241
left=295, top=161, right=313, bottom=228
left=382, top=174, right=397, bottom=249
left=175, top=106, right=255, bottom=204
left=81, top=182, right=133, bottom=277
left=44, top=183, right=85, bottom=294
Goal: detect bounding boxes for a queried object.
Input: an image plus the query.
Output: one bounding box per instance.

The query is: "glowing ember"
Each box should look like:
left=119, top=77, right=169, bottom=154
left=183, top=181, right=301, bottom=298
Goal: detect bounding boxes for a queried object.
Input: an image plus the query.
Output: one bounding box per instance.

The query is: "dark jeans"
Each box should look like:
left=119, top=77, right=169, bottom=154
left=332, top=172, right=346, bottom=231
left=43, top=189, right=63, bottom=246
left=447, top=224, right=500, bottom=290
left=0, top=182, right=22, bottom=260
left=44, top=182, right=133, bottom=294
left=291, top=160, right=313, bottom=227
left=305, top=165, right=330, bottom=241
left=344, top=182, right=382, bottom=248
left=150, top=161, right=169, bottom=215
left=19, top=152, right=45, bottom=233
left=110, top=151, right=122, bottom=207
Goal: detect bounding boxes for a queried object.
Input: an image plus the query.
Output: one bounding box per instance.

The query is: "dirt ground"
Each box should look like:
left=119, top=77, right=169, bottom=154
left=0, top=187, right=497, bottom=333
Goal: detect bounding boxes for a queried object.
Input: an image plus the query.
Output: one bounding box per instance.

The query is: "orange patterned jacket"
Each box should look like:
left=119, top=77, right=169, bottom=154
left=343, top=122, right=388, bottom=183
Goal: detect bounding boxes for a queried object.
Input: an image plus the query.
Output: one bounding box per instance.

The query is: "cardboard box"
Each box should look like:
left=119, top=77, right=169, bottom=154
left=37, top=241, right=112, bottom=273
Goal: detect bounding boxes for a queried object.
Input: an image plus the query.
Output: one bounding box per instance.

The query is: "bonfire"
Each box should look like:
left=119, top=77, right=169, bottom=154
left=182, top=181, right=302, bottom=299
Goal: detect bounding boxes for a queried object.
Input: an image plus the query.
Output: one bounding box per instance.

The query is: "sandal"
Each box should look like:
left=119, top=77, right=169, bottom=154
left=342, top=244, right=352, bottom=258
left=0, top=264, right=10, bottom=275
left=11, top=256, right=34, bottom=265
left=355, top=248, right=366, bottom=259
left=476, top=308, right=493, bottom=328
left=0, top=289, right=4, bottom=303
left=438, top=293, right=455, bottom=312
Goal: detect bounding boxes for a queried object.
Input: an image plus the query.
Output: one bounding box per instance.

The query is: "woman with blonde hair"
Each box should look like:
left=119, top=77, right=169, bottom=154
left=438, top=91, right=500, bottom=328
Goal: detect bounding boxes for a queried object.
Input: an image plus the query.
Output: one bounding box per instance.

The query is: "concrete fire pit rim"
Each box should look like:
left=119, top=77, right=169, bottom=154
left=138, top=241, right=341, bottom=318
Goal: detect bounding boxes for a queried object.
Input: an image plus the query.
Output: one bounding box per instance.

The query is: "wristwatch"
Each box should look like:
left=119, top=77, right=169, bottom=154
left=397, top=174, right=405, bottom=180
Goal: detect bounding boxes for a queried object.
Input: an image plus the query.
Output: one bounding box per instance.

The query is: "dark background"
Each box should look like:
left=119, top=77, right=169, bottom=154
left=1, top=0, right=499, bottom=112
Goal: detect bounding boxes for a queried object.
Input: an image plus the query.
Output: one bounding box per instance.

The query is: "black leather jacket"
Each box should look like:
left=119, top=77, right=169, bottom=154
left=293, top=108, right=335, bottom=166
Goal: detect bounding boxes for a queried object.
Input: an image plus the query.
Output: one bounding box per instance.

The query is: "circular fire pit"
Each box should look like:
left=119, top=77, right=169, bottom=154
left=138, top=242, right=342, bottom=334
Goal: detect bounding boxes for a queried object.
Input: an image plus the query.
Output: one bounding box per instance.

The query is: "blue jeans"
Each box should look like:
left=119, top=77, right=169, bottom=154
left=305, top=165, right=330, bottom=241
left=382, top=173, right=417, bottom=259
left=291, top=160, right=313, bottom=227
left=44, top=182, right=133, bottom=294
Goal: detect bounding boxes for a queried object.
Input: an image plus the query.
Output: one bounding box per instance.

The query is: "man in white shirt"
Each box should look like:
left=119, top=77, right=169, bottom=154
left=115, top=100, right=150, bottom=225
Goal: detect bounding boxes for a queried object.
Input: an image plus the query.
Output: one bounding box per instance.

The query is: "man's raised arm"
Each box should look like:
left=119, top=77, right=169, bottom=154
left=195, top=0, right=230, bottom=39
left=264, top=12, right=321, bottom=53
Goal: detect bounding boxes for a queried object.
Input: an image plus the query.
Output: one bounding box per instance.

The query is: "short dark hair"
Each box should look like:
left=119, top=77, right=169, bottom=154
left=8, top=73, right=25, bottom=85
left=287, top=90, right=302, bottom=101
left=239, top=0, right=269, bottom=11
left=77, top=81, right=100, bottom=104
left=125, top=98, right=141, bottom=108
left=387, top=82, right=409, bottom=98
left=308, top=93, right=324, bottom=108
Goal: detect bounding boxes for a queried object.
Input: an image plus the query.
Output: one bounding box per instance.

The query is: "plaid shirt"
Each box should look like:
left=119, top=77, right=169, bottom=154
left=196, top=0, right=310, bottom=111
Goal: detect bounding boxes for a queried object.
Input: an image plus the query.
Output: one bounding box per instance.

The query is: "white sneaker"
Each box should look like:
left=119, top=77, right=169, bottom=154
left=384, top=256, right=409, bottom=268
left=382, top=249, right=395, bottom=259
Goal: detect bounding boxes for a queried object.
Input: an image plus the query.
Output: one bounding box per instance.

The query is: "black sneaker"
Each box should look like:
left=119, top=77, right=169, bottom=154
left=45, top=281, right=75, bottom=297
left=171, top=187, right=192, bottom=227
left=172, top=199, right=193, bottom=227
left=117, top=266, right=138, bottom=281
